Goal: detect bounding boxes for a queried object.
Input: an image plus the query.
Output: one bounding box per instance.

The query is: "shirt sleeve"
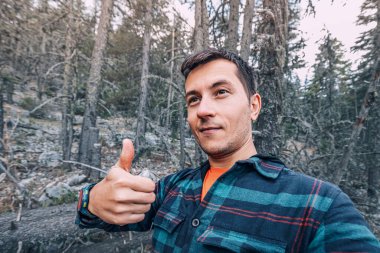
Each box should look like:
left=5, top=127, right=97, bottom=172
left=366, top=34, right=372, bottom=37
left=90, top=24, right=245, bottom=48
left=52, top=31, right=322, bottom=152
left=307, top=190, right=380, bottom=252
left=75, top=180, right=164, bottom=232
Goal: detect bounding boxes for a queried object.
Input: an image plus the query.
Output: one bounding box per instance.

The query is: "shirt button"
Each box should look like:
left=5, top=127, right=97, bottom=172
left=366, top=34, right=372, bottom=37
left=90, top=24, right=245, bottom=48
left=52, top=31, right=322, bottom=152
left=191, top=218, right=200, bottom=227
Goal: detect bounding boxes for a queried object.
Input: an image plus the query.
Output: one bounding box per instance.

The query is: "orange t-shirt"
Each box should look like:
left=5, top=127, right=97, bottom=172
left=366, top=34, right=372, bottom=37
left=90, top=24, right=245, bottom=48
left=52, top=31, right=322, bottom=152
left=201, top=167, right=229, bottom=201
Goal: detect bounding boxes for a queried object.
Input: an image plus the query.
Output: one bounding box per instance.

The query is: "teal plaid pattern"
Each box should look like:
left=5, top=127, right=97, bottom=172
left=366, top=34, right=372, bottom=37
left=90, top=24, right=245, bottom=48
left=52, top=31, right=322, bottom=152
left=76, top=155, right=380, bottom=252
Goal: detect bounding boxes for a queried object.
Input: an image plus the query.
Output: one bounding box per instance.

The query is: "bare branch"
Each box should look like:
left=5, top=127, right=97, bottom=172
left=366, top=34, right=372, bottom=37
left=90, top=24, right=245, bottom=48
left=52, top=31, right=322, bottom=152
left=0, top=162, right=27, bottom=194
left=144, top=74, right=184, bottom=97
left=61, top=160, right=107, bottom=174
left=29, top=95, right=70, bottom=114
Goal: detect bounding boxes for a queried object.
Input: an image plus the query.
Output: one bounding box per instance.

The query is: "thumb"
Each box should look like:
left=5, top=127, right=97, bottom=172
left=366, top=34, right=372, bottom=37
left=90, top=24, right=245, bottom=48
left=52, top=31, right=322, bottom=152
left=116, top=139, right=135, bottom=172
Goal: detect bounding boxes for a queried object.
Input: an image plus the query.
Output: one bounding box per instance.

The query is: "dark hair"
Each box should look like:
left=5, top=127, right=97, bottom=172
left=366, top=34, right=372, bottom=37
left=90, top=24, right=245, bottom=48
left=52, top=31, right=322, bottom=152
left=180, top=48, right=257, bottom=96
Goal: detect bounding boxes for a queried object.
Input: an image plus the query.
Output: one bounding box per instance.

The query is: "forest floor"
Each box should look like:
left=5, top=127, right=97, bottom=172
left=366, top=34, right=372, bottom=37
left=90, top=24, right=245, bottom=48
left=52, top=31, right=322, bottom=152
left=0, top=100, right=186, bottom=214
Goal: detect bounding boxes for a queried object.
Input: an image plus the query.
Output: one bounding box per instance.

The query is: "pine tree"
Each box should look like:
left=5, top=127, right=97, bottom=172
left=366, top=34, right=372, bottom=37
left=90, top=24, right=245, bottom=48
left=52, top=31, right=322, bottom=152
left=304, top=32, right=352, bottom=181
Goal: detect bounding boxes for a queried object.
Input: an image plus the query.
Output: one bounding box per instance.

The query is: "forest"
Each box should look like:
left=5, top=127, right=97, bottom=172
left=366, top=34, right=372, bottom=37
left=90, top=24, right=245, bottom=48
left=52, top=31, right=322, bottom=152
left=0, top=0, right=379, bottom=252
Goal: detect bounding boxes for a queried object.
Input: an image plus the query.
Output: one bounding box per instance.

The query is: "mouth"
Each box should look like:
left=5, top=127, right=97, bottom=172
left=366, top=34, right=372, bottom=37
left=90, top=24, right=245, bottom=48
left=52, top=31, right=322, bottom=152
left=199, top=126, right=222, bottom=134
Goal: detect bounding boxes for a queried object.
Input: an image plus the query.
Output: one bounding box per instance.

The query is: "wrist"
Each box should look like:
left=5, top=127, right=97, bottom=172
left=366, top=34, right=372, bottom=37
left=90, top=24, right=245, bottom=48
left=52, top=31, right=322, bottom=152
left=77, top=183, right=97, bottom=218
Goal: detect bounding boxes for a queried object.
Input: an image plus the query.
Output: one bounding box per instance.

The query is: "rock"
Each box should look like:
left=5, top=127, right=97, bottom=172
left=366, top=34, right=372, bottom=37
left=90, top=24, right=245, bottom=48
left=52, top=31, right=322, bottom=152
left=38, top=151, right=61, bottom=167
left=39, top=182, right=75, bottom=206
left=145, top=133, right=159, bottom=146
left=45, top=182, right=71, bottom=199
left=19, top=178, right=34, bottom=189
left=67, top=175, right=87, bottom=186
left=73, top=115, right=83, bottom=125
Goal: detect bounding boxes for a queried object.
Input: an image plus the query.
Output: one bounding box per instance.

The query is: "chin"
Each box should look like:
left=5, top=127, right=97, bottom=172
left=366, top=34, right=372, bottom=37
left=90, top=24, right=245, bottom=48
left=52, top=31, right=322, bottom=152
left=200, top=144, right=230, bottom=157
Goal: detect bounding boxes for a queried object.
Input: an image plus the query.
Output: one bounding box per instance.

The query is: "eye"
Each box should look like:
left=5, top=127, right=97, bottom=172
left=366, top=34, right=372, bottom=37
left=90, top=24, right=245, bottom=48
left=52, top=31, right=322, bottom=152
left=216, top=89, right=229, bottom=96
left=187, top=96, right=200, bottom=106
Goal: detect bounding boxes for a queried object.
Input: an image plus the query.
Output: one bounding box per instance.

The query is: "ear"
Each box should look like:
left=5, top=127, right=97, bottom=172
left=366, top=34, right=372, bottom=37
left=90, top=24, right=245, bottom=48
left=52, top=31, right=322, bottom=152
left=250, top=93, right=261, bottom=121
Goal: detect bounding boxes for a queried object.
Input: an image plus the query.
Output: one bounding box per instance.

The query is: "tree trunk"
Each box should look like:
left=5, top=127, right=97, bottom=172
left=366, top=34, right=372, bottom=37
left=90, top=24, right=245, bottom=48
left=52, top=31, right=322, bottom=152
left=335, top=77, right=378, bottom=185
left=255, top=0, right=288, bottom=156
left=62, top=0, right=76, bottom=169
left=240, top=0, right=255, bottom=61
left=135, top=0, right=153, bottom=154
left=0, top=79, right=3, bottom=155
left=194, top=0, right=209, bottom=51
left=88, top=127, right=101, bottom=180
left=225, top=0, right=239, bottom=53
left=193, top=0, right=209, bottom=165
left=367, top=0, right=380, bottom=210
left=201, top=0, right=209, bottom=47
left=5, top=78, right=13, bottom=104
left=178, top=97, right=186, bottom=169
left=165, top=19, right=176, bottom=130
left=78, top=0, right=113, bottom=170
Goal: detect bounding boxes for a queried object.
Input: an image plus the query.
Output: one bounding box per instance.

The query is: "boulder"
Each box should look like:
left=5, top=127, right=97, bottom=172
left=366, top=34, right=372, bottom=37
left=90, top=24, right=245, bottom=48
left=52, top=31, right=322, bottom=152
left=38, top=151, right=61, bottom=167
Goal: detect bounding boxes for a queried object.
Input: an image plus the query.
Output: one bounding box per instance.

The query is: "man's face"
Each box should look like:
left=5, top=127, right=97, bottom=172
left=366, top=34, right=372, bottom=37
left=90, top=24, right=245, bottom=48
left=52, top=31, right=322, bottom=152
left=185, top=59, right=260, bottom=158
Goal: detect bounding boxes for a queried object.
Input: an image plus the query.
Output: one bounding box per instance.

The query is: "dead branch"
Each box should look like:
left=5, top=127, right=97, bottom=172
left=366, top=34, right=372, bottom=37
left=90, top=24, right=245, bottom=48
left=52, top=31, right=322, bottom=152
left=144, top=75, right=184, bottom=97
left=44, top=62, right=65, bottom=77
left=336, top=76, right=379, bottom=184
left=0, top=162, right=28, bottom=195
left=29, top=95, right=70, bottom=114
left=61, top=160, right=108, bottom=174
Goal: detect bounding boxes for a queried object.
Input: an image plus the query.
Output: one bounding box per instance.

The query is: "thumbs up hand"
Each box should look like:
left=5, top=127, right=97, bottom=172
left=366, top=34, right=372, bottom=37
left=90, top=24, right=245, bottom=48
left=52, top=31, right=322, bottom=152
left=88, top=139, right=156, bottom=225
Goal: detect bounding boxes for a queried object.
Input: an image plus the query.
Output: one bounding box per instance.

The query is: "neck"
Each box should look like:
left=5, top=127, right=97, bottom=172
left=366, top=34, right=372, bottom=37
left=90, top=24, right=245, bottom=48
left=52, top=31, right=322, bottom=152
left=208, top=138, right=257, bottom=169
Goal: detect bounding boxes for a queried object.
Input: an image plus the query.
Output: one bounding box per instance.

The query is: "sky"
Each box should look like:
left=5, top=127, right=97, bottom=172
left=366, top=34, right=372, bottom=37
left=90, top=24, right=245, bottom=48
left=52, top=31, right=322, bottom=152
left=297, top=0, right=367, bottom=80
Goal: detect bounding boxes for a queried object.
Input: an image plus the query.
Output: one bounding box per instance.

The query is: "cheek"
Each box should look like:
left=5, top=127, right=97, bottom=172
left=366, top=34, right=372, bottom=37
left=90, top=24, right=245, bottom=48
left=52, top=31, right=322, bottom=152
left=187, top=112, right=196, bottom=126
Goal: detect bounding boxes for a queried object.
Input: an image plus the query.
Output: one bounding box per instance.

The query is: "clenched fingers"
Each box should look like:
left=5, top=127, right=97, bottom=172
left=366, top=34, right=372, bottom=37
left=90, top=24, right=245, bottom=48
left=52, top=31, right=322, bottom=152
left=111, top=203, right=152, bottom=215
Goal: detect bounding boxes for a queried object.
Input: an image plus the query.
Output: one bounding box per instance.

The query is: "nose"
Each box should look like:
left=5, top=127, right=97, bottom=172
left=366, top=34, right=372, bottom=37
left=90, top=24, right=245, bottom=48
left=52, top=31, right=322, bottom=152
left=196, top=96, right=216, bottom=118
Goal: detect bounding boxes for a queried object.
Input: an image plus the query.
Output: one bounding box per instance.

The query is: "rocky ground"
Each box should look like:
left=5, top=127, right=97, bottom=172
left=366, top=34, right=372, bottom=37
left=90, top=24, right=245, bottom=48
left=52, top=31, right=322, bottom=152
left=0, top=100, right=190, bottom=214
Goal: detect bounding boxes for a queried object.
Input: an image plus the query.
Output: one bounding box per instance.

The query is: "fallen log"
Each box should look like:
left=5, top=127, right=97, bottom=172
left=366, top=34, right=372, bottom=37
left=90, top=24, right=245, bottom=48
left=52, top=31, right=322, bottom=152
left=0, top=203, right=152, bottom=253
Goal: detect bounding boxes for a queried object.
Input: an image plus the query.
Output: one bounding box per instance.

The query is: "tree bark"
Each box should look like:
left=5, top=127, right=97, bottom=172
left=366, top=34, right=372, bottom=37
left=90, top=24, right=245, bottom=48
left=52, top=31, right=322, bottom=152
left=135, top=0, right=153, bottom=153
left=367, top=0, right=380, bottom=209
left=88, top=127, right=101, bottom=179
left=62, top=0, right=76, bottom=168
left=194, top=0, right=209, bottom=51
left=78, top=0, right=113, bottom=170
left=165, top=18, right=176, bottom=130
left=225, top=0, right=239, bottom=53
left=201, top=0, right=209, bottom=47
left=0, top=79, right=3, bottom=154
left=240, top=0, right=255, bottom=61
left=193, top=0, right=209, bottom=165
left=255, top=0, right=288, bottom=156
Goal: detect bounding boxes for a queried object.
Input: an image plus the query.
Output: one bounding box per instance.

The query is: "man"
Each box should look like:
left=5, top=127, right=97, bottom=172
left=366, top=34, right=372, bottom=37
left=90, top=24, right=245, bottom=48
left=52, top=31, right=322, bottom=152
left=76, top=48, right=380, bottom=252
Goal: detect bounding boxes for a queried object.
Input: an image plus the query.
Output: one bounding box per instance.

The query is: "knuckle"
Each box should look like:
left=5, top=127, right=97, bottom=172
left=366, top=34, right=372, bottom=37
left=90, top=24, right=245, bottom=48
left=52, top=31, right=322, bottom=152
left=113, top=192, right=125, bottom=202
left=113, top=205, right=124, bottom=214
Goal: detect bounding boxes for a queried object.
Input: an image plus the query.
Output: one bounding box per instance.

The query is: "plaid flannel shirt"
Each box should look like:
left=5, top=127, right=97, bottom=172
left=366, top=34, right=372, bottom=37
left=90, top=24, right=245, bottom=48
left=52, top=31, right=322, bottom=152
left=76, top=155, right=380, bottom=252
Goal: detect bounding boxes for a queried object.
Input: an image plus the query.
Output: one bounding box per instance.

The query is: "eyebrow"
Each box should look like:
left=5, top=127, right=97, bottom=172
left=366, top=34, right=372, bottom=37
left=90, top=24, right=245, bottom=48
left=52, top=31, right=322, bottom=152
left=185, top=79, right=233, bottom=99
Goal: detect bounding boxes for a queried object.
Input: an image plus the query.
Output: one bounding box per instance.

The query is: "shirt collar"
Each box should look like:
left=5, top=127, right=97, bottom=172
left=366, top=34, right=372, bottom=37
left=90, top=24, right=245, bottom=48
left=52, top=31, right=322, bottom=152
left=237, top=154, right=286, bottom=179
left=199, top=154, right=286, bottom=180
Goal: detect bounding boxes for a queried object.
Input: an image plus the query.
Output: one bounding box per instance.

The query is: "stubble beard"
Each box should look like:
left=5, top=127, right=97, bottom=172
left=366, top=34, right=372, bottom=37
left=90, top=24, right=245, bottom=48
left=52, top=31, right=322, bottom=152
left=195, top=121, right=252, bottom=160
